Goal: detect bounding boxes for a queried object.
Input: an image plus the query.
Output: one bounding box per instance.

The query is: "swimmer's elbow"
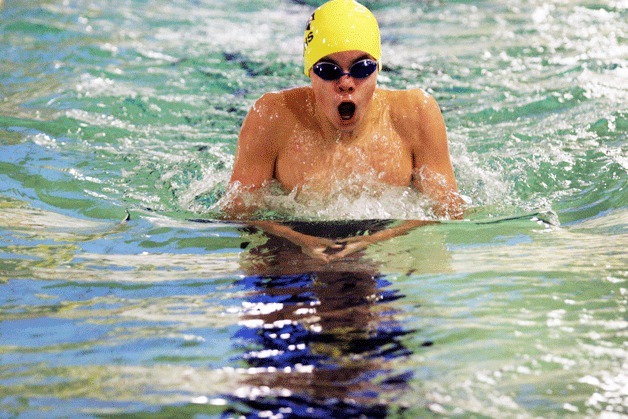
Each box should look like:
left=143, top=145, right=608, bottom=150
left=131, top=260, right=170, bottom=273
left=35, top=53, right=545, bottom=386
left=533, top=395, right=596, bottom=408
left=433, top=193, right=465, bottom=220
left=220, top=196, right=257, bottom=221
left=219, top=181, right=259, bottom=220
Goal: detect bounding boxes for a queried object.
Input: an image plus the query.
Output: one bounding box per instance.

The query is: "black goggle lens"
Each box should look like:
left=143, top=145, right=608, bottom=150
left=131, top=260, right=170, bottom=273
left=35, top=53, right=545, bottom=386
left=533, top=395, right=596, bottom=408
left=312, top=59, right=378, bottom=81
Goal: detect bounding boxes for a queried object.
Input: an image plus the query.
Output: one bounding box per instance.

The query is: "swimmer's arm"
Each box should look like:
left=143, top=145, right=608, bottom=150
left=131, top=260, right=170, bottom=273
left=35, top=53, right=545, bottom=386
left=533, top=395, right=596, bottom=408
left=330, top=220, right=435, bottom=260
left=406, top=90, right=463, bottom=219
left=254, top=220, right=431, bottom=263
left=223, top=93, right=281, bottom=217
left=249, top=220, right=342, bottom=263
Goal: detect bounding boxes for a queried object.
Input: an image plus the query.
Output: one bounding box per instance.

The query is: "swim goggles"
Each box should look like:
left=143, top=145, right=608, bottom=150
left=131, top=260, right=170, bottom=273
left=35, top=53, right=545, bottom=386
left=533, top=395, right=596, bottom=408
left=312, top=59, right=378, bottom=81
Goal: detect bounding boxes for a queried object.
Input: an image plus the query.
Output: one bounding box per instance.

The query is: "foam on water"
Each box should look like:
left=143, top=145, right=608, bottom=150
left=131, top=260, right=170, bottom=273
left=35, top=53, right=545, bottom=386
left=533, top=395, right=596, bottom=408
left=260, top=181, right=435, bottom=221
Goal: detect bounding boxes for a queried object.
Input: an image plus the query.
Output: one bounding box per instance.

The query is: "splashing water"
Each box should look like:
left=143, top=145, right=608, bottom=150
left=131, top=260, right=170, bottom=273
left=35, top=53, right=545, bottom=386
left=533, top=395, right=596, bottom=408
left=231, top=178, right=436, bottom=221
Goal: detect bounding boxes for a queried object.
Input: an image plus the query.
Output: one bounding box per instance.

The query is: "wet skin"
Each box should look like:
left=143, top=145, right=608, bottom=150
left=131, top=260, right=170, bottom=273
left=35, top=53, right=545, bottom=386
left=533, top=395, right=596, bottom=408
left=229, top=50, right=460, bottom=210
left=225, top=50, right=463, bottom=260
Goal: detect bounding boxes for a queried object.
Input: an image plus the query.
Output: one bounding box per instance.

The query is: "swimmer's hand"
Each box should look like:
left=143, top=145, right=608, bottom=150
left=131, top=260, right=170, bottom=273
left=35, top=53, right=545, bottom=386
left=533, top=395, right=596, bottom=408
left=293, top=235, right=344, bottom=263
left=328, top=220, right=437, bottom=261
left=246, top=220, right=434, bottom=263
left=327, top=235, right=376, bottom=261
left=246, top=220, right=342, bottom=263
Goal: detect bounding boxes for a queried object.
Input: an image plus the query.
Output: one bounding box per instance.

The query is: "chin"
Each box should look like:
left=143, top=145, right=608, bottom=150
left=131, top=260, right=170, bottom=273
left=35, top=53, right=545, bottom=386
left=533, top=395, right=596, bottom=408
left=336, top=124, right=356, bottom=133
left=335, top=116, right=360, bottom=132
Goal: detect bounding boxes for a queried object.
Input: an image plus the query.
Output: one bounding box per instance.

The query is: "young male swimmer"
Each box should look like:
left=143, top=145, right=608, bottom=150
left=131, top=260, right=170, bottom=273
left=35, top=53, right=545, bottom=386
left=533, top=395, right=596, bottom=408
left=223, top=0, right=463, bottom=261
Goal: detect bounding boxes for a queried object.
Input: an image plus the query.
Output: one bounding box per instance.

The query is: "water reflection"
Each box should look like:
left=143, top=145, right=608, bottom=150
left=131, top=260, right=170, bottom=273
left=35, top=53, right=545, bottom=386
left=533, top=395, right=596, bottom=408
left=223, top=220, right=432, bottom=418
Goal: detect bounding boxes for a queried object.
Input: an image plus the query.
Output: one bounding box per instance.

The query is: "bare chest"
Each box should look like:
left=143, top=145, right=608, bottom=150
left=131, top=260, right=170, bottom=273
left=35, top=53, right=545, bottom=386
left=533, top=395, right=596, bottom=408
left=275, top=128, right=413, bottom=193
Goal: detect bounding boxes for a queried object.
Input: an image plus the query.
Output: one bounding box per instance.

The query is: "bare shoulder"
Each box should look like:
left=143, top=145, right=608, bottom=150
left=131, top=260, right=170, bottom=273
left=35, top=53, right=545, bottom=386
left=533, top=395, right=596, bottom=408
left=248, top=90, right=285, bottom=118
left=382, top=88, right=440, bottom=122
left=253, top=86, right=311, bottom=112
left=380, top=88, right=445, bottom=144
left=242, top=87, right=310, bottom=133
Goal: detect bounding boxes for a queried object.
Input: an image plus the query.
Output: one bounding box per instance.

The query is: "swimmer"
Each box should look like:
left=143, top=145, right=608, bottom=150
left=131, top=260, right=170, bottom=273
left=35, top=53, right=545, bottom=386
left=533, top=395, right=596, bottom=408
left=223, top=0, right=463, bottom=261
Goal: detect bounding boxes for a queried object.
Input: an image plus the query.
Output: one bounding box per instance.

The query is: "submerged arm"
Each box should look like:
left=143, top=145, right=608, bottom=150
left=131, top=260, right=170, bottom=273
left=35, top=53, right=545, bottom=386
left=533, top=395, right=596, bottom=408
left=329, top=220, right=436, bottom=261
left=249, top=220, right=342, bottom=263
left=249, top=220, right=435, bottom=263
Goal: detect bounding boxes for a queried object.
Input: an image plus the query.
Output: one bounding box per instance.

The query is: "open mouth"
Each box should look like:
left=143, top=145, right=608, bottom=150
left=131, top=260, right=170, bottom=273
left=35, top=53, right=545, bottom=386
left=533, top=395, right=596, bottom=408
left=338, top=101, right=356, bottom=121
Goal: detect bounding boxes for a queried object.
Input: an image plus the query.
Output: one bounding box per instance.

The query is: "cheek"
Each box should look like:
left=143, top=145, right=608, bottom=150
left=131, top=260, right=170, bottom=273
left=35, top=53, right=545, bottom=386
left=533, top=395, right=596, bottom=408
left=313, top=89, right=338, bottom=116
left=357, top=79, right=377, bottom=100
left=312, top=81, right=333, bottom=104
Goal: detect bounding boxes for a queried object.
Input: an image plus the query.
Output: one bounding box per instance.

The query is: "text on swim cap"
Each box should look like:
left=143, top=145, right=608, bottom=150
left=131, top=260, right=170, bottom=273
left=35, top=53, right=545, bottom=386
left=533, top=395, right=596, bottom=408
left=304, top=12, right=315, bottom=50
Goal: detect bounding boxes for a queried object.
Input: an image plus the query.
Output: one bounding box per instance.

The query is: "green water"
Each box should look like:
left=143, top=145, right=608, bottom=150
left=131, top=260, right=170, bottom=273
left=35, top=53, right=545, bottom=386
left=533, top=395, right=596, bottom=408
left=0, top=0, right=626, bottom=417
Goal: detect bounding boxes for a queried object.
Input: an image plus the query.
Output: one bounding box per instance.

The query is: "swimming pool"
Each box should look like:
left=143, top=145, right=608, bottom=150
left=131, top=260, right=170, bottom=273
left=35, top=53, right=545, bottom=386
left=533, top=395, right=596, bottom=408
left=0, top=0, right=626, bottom=417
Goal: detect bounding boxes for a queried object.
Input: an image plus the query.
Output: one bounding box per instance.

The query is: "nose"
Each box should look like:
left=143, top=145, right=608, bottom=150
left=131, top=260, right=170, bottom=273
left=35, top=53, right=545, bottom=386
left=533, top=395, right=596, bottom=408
left=337, top=75, right=355, bottom=93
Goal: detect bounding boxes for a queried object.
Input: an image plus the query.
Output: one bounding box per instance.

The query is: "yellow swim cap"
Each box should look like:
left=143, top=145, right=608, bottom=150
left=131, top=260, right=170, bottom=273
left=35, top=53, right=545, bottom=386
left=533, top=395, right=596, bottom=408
left=303, top=0, right=381, bottom=77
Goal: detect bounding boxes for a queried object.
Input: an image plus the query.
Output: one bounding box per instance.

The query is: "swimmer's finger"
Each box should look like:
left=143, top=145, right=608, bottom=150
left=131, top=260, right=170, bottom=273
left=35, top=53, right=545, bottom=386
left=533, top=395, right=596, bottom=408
left=328, top=242, right=367, bottom=261
left=328, top=249, right=353, bottom=262
left=317, top=253, right=332, bottom=263
left=313, top=253, right=331, bottom=263
left=301, top=246, right=332, bottom=263
left=335, top=236, right=365, bottom=245
left=321, top=238, right=342, bottom=247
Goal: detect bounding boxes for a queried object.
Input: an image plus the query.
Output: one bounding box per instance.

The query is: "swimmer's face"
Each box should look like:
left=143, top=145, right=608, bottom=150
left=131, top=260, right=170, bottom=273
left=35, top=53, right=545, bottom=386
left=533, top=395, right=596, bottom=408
left=310, top=50, right=378, bottom=133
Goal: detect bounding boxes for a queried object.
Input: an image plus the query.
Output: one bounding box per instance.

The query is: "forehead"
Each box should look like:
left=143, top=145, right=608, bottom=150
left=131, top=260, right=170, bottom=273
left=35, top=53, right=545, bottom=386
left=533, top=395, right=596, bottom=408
left=317, top=50, right=374, bottom=66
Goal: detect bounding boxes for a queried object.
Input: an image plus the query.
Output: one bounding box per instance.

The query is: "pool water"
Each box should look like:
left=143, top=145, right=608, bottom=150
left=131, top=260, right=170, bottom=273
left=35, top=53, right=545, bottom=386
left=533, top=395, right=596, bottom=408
left=0, top=0, right=626, bottom=417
